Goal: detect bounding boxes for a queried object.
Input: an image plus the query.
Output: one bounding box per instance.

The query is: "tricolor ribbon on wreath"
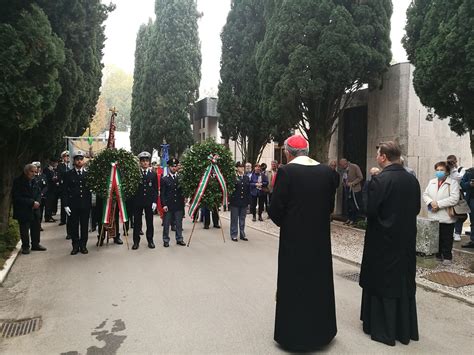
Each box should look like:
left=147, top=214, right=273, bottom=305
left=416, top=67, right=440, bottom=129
left=103, top=162, right=129, bottom=224
left=188, top=154, right=228, bottom=219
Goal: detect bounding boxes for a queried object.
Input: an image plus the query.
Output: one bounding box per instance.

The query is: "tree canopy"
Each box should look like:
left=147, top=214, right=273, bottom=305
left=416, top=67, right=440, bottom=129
left=0, top=1, right=111, bottom=233
left=218, top=0, right=271, bottom=164
left=256, top=0, right=392, bottom=162
left=130, top=0, right=201, bottom=156
left=403, top=0, right=474, bottom=151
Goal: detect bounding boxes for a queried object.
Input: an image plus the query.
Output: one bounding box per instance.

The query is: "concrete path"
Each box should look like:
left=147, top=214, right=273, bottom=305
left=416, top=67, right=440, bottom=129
left=0, top=215, right=472, bottom=354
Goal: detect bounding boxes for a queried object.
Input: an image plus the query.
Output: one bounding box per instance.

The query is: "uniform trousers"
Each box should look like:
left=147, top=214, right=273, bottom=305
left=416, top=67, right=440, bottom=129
left=163, top=210, right=184, bottom=242
left=69, top=207, right=90, bottom=249
left=133, top=204, right=154, bottom=243
left=19, top=214, right=41, bottom=249
left=230, top=206, right=247, bottom=239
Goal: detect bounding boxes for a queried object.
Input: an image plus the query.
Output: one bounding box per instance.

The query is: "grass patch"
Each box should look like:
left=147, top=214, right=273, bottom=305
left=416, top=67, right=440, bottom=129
left=0, top=218, right=20, bottom=270
left=353, top=219, right=367, bottom=230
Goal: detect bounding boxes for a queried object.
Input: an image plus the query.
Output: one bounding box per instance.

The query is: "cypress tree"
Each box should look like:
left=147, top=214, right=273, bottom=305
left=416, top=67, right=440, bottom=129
left=256, top=0, right=392, bottom=162
left=131, top=0, right=201, bottom=156
left=403, top=0, right=474, bottom=153
left=218, top=0, right=270, bottom=164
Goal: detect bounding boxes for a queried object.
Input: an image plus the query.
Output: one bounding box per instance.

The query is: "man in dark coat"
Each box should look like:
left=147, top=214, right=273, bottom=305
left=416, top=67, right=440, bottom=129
left=360, top=141, right=421, bottom=346
left=268, top=135, right=338, bottom=352
left=161, top=158, right=186, bottom=247
left=12, top=164, right=48, bottom=254
left=132, top=151, right=158, bottom=250
left=43, top=159, right=60, bottom=222
left=63, top=150, right=92, bottom=255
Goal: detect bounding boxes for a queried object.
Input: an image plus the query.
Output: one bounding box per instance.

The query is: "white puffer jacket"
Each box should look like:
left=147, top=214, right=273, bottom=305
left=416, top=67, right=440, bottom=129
left=423, top=176, right=460, bottom=224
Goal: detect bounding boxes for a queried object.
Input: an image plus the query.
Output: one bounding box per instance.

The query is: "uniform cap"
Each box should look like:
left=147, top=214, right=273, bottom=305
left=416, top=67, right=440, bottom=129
left=61, top=150, right=70, bottom=157
left=286, top=135, right=308, bottom=149
left=32, top=161, right=41, bottom=167
left=138, top=151, right=151, bottom=159
left=73, top=150, right=85, bottom=159
left=167, top=158, right=179, bottom=167
left=235, top=161, right=244, bottom=168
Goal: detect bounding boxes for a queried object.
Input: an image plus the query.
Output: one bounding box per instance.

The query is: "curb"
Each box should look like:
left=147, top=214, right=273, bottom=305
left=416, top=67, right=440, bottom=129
left=0, top=240, right=22, bottom=285
left=221, top=215, right=474, bottom=306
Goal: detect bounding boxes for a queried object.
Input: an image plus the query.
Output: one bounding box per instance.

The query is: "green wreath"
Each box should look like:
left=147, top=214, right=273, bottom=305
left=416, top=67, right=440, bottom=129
left=86, top=148, right=141, bottom=199
left=180, top=139, right=235, bottom=210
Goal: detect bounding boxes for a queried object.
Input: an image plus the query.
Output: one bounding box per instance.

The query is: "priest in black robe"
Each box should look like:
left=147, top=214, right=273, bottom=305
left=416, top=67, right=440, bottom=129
left=360, top=141, right=421, bottom=346
left=268, top=135, right=338, bottom=352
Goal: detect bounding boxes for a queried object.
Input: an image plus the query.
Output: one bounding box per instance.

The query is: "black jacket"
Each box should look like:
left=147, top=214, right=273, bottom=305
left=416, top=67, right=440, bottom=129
left=133, top=169, right=158, bottom=207
left=229, top=174, right=250, bottom=207
left=360, top=163, right=421, bottom=298
left=62, top=169, right=92, bottom=209
left=34, top=173, right=48, bottom=199
left=160, top=174, right=185, bottom=212
left=44, top=166, right=60, bottom=194
left=12, top=175, right=41, bottom=223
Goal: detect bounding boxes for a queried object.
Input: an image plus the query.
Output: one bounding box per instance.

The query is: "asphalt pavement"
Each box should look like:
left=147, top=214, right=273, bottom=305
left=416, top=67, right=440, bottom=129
left=0, top=215, right=472, bottom=354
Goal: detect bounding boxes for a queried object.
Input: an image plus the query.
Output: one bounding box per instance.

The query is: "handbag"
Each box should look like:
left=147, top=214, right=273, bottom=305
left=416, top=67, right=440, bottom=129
left=447, top=185, right=471, bottom=218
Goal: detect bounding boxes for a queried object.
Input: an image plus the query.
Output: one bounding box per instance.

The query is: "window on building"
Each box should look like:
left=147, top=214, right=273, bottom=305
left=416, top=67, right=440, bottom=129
left=202, top=117, right=206, bottom=128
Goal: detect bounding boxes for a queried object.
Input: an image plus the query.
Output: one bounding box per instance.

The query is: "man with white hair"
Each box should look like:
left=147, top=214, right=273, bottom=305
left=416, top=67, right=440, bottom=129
left=12, top=164, right=47, bottom=254
left=268, top=135, right=338, bottom=351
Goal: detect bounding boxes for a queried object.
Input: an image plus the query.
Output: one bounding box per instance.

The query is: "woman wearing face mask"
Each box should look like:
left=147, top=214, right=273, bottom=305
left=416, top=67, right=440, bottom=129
left=423, top=161, right=460, bottom=265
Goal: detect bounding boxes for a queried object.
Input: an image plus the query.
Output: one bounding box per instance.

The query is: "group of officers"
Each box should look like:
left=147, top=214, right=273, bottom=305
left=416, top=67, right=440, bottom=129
left=12, top=150, right=187, bottom=255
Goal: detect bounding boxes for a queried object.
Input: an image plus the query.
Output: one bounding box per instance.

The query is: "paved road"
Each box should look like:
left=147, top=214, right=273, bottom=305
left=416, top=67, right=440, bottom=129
left=0, top=215, right=472, bottom=354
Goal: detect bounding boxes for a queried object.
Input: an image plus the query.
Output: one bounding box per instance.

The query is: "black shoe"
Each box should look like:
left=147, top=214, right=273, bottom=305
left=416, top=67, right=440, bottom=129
left=40, top=227, right=44, bottom=232
left=91, top=227, right=96, bottom=232
left=44, top=218, right=56, bottom=223
left=177, top=240, right=186, bottom=246
left=66, top=235, right=71, bottom=240
left=31, top=245, right=47, bottom=251
left=139, top=230, right=144, bottom=236
left=114, top=237, right=123, bottom=245
left=252, top=216, right=257, bottom=222
left=461, top=241, right=474, bottom=248
left=71, top=248, right=79, bottom=255
left=204, top=225, right=210, bottom=229
left=58, top=222, right=66, bottom=226
left=214, top=225, right=221, bottom=229
left=132, top=243, right=139, bottom=250
left=258, top=215, right=263, bottom=221
left=148, top=241, right=155, bottom=249
left=163, top=242, right=169, bottom=248
left=240, top=237, right=248, bottom=241
left=80, top=247, right=88, bottom=254
left=22, top=248, right=30, bottom=255
left=231, top=238, right=238, bottom=242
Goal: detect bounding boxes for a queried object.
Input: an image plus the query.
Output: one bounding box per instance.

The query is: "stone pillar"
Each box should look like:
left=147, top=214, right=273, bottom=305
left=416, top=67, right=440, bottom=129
left=416, top=217, right=439, bottom=256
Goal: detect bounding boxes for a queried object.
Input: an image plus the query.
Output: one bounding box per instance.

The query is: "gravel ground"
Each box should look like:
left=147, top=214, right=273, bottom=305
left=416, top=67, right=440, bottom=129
left=220, top=210, right=474, bottom=303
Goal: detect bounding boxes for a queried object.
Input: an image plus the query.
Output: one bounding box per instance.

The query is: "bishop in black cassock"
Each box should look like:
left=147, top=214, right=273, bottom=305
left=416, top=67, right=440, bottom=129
left=268, top=135, right=338, bottom=352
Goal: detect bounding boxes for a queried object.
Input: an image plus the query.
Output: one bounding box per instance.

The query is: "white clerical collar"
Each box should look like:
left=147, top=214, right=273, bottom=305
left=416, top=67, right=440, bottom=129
left=288, top=156, right=320, bottom=166
left=76, top=167, right=84, bottom=173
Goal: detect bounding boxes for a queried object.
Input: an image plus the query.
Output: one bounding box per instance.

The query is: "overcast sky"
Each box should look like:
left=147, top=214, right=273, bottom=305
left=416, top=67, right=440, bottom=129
left=102, top=0, right=412, bottom=97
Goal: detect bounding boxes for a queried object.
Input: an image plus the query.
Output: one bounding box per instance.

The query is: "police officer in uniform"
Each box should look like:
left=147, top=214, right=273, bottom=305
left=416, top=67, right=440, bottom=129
left=32, top=162, right=48, bottom=231
left=63, top=150, right=92, bottom=255
left=161, top=158, right=186, bottom=247
left=57, top=150, right=70, bottom=226
left=132, top=151, right=158, bottom=250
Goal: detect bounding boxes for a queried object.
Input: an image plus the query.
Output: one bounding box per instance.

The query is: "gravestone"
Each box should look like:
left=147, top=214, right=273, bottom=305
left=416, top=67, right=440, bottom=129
left=416, top=217, right=439, bottom=256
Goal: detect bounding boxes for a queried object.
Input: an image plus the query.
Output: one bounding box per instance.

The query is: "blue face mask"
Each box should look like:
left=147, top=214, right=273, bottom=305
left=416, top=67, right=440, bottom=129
left=435, top=171, right=446, bottom=180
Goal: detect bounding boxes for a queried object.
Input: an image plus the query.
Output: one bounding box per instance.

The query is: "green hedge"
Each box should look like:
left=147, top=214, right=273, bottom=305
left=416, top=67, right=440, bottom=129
left=0, top=217, right=20, bottom=269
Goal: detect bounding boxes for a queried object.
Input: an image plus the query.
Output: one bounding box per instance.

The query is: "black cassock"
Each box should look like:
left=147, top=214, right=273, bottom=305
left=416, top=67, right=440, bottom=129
left=268, top=158, right=337, bottom=351
left=360, top=163, right=421, bottom=346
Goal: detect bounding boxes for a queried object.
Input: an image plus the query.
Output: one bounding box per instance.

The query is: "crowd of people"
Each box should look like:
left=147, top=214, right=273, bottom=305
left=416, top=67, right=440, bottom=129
left=10, top=135, right=474, bottom=350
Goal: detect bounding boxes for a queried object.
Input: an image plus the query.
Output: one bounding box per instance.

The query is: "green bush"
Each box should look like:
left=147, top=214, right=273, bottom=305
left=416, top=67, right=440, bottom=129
left=353, top=219, right=367, bottom=230
left=0, top=217, right=20, bottom=269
